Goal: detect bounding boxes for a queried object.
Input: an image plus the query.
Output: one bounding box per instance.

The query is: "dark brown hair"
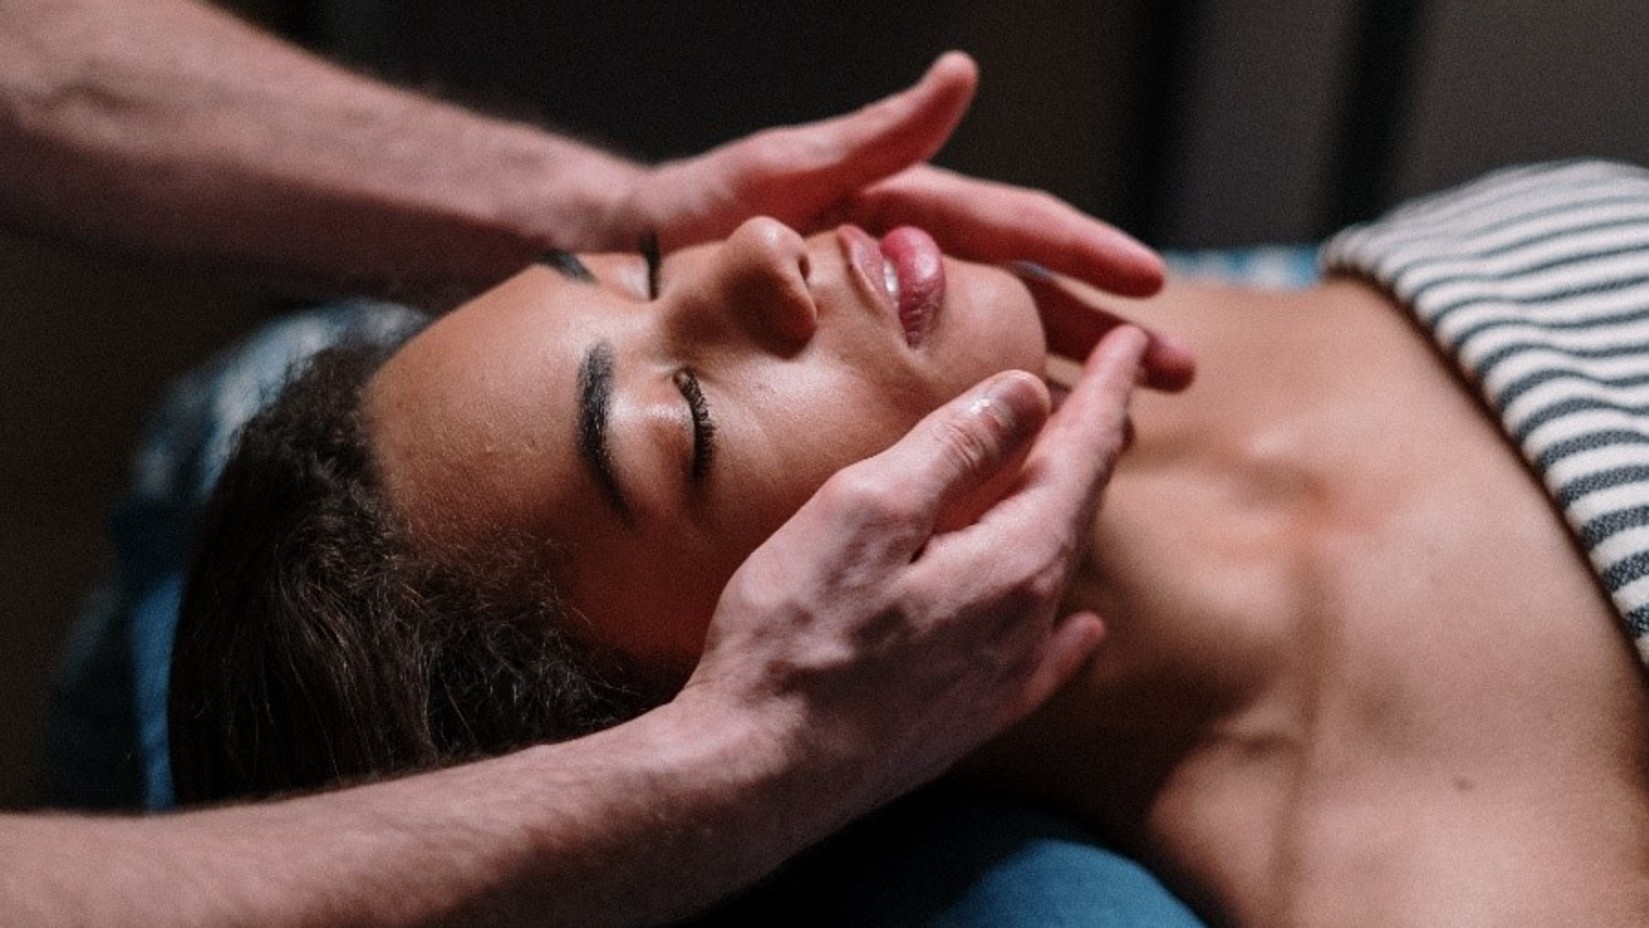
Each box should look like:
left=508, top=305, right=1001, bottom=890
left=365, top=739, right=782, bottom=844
left=168, top=342, right=661, bottom=804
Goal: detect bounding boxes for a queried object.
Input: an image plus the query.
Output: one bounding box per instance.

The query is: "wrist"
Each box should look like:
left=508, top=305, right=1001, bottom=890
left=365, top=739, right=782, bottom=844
left=630, top=690, right=817, bottom=844
left=657, top=678, right=885, bottom=848
left=485, top=126, right=648, bottom=255
left=470, top=694, right=837, bottom=923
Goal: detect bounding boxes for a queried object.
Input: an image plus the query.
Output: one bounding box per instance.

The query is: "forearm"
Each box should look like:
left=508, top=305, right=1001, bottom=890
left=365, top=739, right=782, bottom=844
left=0, top=0, right=642, bottom=299
left=1, top=699, right=826, bottom=928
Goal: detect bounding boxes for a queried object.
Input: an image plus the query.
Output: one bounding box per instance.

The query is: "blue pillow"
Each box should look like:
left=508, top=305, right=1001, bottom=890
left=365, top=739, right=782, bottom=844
left=44, top=300, right=425, bottom=809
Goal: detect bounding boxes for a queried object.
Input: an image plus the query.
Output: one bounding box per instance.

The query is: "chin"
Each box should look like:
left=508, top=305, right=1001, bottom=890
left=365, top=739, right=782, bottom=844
left=937, top=259, right=1046, bottom=386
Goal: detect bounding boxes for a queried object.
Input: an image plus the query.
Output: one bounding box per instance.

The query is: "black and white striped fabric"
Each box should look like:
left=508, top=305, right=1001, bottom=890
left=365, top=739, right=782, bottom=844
left=1322, top=160, right=1649, bottom=667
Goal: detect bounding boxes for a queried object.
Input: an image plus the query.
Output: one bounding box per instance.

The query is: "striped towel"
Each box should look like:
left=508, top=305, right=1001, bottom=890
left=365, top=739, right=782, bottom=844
left=1322, top=159, right=1649, bottom=666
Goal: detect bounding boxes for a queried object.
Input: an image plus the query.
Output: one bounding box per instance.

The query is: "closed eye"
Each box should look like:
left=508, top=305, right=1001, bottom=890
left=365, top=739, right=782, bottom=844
left=673, top=369, right=715, bottom=483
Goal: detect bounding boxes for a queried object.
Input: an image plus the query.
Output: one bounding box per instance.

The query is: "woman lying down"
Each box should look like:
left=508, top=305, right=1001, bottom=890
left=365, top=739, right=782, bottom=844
left=170, top=160, right=1649, bottom=926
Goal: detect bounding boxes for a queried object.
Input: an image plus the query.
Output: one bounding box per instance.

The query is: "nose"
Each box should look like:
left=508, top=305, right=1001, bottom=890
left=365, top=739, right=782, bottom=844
left=670, top=217, right=817, bottom=353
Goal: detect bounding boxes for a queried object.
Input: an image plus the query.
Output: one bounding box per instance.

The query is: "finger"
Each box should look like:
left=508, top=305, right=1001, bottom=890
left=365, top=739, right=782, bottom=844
left=845, top=165, right=1165, bottom=297
left=1028, top=325, right=1150, bottom=503
left=700, top=52, right=979, bottom=231
left=789, top=50, right=977, bottom=179
left=1016, top=262, right=1196, bottom=392
left=812, top=369, right=1050, bottom=558
left=1005, top=612, right=1105, bottom=722
left=917, top=328, right=1144, bottom=587
left=977, top=326, right=1147, bottom=537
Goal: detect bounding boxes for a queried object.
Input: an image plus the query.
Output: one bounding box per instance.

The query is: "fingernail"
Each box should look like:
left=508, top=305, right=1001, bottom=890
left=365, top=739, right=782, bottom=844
left=1010, top=260, right=1054, bottom=282
left=974, top=371, right=1044, bottom=447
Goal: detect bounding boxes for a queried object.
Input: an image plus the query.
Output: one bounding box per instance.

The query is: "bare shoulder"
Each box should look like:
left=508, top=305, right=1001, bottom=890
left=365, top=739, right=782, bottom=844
left=980, top=273, right=1649, bottom=925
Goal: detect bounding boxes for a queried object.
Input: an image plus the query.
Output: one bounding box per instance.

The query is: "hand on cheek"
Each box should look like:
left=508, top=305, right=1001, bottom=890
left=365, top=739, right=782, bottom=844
left=680, top=328, right=1145, bottom=820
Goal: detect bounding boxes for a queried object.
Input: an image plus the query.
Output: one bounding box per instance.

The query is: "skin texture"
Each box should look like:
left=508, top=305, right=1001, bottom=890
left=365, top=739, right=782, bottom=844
left=975, top=278, right=1649, bottom=926
left=372, top=264, right=1649, bottom=925
left=0, top=0, right=1179, bottom=923
left=369, top=220, right=1048, bottom=669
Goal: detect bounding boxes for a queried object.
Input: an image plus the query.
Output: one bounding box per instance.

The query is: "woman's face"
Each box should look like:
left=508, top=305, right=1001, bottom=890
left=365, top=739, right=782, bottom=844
left=367, top=217, right=1044, bottom=671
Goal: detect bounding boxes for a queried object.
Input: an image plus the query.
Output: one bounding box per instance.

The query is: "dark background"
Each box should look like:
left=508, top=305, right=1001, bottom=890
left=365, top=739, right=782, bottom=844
left=3, top=0, right=1646, bottom=807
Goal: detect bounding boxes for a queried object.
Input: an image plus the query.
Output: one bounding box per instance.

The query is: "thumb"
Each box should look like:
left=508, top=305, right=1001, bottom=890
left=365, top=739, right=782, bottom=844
left=712, top=370, right=1049, bottom=595
left=831, top=369, right=1048, bottom=555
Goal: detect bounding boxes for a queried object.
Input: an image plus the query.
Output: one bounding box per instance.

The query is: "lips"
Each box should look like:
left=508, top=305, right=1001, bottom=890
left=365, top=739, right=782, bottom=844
left=840, top=225, right=945, bottom=348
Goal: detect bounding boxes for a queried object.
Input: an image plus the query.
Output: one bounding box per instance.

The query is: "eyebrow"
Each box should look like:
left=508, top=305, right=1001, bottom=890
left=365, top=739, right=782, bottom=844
left=539, top=249, right=596, bottom=283
left=577, top=341, right=635, bottom=526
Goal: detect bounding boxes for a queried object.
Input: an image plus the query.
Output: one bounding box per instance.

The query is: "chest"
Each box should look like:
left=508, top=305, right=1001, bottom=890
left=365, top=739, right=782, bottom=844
left=974, top=281, right=1649, bottom=924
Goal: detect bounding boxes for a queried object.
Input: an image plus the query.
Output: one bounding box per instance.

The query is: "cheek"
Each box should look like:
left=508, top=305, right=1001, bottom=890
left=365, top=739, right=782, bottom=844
left=936, top=266, right=1046, bottom=389
left=571, top=533, right=732, bottom=671
left=576, top=367, right=948, bottom=668
left=737, top=380, right=936, bottom=514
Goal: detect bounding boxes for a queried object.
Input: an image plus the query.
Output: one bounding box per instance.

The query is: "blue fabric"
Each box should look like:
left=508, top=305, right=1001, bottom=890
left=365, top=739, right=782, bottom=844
left=1164, top=244, right=1318, bottom=288
left=688, top=789, right=1203, bottom=928
left=44, top=300, right=427, bottom=810
left=43, top=576, right=143, bottom=808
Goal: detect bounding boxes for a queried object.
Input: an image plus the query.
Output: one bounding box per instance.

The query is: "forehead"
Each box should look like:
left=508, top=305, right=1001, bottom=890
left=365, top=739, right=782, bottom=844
left=365, top=265, right=616, bottom=551
left=362, top=261, right=733, bottom=666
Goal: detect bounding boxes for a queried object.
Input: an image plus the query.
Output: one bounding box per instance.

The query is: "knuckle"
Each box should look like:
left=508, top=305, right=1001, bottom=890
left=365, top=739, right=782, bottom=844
left=823, top=466, right=924, bottom=528
left=935, top=416, right=1001, bottom=482
left=1002, top=542, right=1074, bottom=609
left=1093, top=424, right=1129, bottom=472
left=1021, top=561, right=1068, bottom=608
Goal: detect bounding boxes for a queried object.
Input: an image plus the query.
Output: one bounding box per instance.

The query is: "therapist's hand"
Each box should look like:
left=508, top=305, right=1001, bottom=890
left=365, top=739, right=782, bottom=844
left=1017, top=261, right=1198, bottom=392
left=605, top=52, right=1164, bottom=299
left=679, top=326, right=1152, bottom=829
